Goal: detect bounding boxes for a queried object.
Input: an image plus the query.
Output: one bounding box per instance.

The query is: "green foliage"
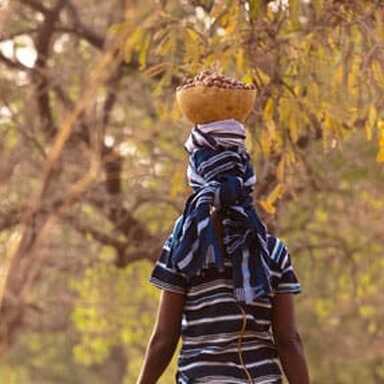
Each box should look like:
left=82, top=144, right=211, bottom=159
left=0, top=332, right=105, bottom=384
left=2, top=1, right=384, bottom=383
left=117, top=1, right=384, bottom=205
left=279, top=132, right=384, bottom=383
left=69, top=260, right=178, bottom=383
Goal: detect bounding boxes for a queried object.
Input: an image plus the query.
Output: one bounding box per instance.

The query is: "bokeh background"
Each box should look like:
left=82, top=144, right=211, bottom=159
left=1, top=0, right=384, bottom=383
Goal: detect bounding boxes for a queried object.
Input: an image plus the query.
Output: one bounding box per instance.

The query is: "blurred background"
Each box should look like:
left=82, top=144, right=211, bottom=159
left=1, top=0, right=384, bottom=383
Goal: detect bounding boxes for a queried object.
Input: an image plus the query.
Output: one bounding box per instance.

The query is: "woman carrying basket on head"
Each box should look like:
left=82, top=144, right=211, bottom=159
left=137, top=71, right=310, bottom=384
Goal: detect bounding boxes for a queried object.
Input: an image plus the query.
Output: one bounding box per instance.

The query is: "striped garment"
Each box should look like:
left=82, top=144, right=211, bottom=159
left=149, top=232, right=302, bottom=383
left=169, top=119, right=276, bottom=304
left=149, top=118, right=302, bottom=382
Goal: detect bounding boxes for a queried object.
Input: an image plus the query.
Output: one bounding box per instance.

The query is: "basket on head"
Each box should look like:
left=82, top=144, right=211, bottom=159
left=176, top=85, right=256, bottom=124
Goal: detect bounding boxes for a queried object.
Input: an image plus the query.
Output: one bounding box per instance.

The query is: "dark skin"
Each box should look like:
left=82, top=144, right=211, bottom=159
left=271, top=293, right=311, bottom=384
left=136, top=290, right=185, bottom=384
left=137, top=209, right=310, bottom=384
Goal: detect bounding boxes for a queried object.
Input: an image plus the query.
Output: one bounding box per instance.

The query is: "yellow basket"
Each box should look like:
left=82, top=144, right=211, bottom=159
left=176, top=85, right=257, bottom=124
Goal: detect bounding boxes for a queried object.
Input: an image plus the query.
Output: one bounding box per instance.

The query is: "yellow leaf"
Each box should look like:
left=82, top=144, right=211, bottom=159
left=322, top=114, right=334, bottom=150
left=289, top=115, right=300, bottom=143
left=315, top=208, right=327, bottom=223
left=314, top=299, right=331, bottom=319
left=259, top=199, right=275, bottom=215
left=249, top=0, right=263, bottom=20
left=260, top=128, right=272, bottom=156
left=124, top=28, right=145, bottom=63
left=280, top=97, right=305, bottom=144
left=263, top=97, right=274, bottom=122
left=289, top=0, right=301, bottom=29
left=259, top=183, right=285, bottom=215
left=235, top=48, right=245, bottom=73
left=365, top=105, right=377, bottom=141
left=186, top=27, right=199, bottom=42
left=270, top=183, right=285, bottom=202
left=376, top=120, right=384, bottom=163
left=286, top=146, right=296, bottom=165
left=272, top=129, right=283, bottom=152
left=223, top=3, right=239, bottom=34
left=266, top=119, right=276, bottom=138
left=312, top=0, right=324, bottom=15
left=371, top=60, right=384, bottom=84
left=335, top=64, right=343, bottom=85
left=348, top=60, right=359, bottom=97
left=241, top=71, right=253, bottom=85
left=139, top=33, right=151, bottom=69
left=184, top=28, right=203, bottom=63
left=359, top=305, right=376, bottom=319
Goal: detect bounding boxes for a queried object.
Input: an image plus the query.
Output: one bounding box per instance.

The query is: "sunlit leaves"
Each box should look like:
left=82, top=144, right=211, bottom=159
left=70, top=261, right=159, bottom=369
left=259, top=183, right=285, bottom=214
left=279, top=132, right=384, bottom=381
left=376, top=121, right=384, bottom=163
left=3, top=1, right=384, bottom=382
left=288, top=0, right=301, bottom=30
left=313, top=298, right=333, bottom=319
left=184, top=27, right=205, bottom=66
left=114, top=1, right=384, bottom=192
left=365, top=105, right=377, bottom=142
left=248, top=0, right=264, bottom=21
left=106, top=1, right=384, bottom=178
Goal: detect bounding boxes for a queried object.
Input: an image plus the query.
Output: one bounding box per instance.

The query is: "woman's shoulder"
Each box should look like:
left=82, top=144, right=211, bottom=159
left=265, top=233, right=302, bottom=295
left=265, top=233, right=290, bottom=268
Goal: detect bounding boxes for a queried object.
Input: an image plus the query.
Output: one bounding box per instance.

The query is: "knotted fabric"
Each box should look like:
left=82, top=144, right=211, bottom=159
left=168, top=119, right=273, bottom=303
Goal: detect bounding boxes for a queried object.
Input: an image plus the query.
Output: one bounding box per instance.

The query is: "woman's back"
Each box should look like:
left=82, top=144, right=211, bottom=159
left=149, top=211, right=301, bottom=383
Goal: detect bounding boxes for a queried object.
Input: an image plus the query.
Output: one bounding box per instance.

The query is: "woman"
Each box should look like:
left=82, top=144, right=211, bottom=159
left=137, top=119, right=310, bottom=384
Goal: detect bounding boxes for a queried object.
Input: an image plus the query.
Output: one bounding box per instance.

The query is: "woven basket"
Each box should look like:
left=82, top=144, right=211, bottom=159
left=176, top=85, right=257, bottom=124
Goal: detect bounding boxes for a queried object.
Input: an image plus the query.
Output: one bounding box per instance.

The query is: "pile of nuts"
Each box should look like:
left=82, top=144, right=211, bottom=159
left=176, top=70, right=256, bottom=91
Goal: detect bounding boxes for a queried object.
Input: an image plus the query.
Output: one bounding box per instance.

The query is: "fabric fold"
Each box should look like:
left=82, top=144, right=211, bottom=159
left=168, top=119, right=274, bottom=303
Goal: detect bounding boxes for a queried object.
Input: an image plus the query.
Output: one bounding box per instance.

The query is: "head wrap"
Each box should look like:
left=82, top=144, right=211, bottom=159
left=167, top=118, right=274, bottom=303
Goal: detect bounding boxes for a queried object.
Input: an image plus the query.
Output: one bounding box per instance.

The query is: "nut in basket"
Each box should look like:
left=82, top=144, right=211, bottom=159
left=176, top=70, right=257, bottom=124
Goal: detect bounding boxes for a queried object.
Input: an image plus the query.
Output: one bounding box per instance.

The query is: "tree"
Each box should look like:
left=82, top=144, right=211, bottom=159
left=0, top=0, right=383, bottom=382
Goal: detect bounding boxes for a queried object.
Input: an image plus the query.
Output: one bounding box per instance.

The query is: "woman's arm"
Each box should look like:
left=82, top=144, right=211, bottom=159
left=136, top=290, right=186, bottom=384
left=271, top=293, right=310, bottom=384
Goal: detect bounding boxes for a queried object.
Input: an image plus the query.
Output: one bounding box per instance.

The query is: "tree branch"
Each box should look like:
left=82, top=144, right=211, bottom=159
left=32, top=0, right=67, bottom=138
left=20, top=0, right=49, bottom=15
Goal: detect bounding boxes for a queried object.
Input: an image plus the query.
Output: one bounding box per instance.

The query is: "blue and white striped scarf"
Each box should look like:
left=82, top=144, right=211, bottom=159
left=168, top=118, right=273, bottom=303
